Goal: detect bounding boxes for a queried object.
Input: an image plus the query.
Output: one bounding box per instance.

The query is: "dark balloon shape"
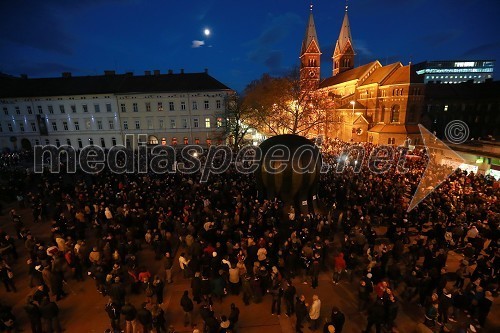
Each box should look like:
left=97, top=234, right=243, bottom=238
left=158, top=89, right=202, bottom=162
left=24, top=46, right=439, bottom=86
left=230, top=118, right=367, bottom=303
left=255, top=134, right=322, bottom=213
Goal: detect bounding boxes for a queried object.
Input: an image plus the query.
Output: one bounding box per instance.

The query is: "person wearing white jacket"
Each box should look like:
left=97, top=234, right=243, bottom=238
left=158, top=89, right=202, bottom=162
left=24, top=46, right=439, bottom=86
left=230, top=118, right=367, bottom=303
left=308, top=295, right=321, bottom=331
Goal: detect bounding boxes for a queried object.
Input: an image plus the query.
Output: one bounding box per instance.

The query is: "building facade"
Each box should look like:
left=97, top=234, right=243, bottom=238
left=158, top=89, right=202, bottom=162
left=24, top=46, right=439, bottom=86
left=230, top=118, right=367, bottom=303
left=0, top=70, right=233, bottom=151
left=300, top=5, right=426, bottom=146
left=414, top=60, right=495, bottom=84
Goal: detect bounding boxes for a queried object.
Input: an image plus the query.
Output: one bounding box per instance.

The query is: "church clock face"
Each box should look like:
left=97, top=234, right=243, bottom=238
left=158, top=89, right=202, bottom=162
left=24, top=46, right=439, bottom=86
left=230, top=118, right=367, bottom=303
left=309, top=70, right=316, bottom=78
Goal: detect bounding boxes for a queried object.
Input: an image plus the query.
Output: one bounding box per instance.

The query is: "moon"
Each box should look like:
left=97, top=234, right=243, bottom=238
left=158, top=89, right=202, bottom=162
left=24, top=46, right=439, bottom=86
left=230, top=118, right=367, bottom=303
left=204, top=28, right=210, bottom=36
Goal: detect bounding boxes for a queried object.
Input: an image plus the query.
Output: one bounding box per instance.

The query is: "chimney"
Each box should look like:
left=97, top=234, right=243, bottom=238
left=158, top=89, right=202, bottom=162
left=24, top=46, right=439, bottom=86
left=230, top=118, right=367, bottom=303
left=144, top=70, right=151, bottom=76
left=204, top=68, right=208, bottom=74
left=168, top=69, right=173, bottom=74
left=153, top=69, right=160, bottom=76
left=104, top=70, right=115, bottom=76
left=62, top=72, right=72, bottom=78
left=20, top=74, right=28, bottom=79
left=180, top=69, right=184, bottom=74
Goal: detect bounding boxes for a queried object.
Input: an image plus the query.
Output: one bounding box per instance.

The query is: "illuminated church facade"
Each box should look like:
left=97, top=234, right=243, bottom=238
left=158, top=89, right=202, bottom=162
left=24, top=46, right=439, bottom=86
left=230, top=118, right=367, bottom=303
left=300, top=5, right=425, bottom=146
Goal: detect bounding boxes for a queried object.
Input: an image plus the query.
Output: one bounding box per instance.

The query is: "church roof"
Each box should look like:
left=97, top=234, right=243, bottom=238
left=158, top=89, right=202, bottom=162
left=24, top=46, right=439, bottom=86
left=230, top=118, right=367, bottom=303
left=359, top=63, right=402, bottom=86
left=381, top=64, right=424, bottom=85
left=301, top=9, right=320, bottom=54
left=368, top=124, right=420, bottom=134
left=0, top=72, right=231, bottom=98
left=319, top=61, right=379, bottom=88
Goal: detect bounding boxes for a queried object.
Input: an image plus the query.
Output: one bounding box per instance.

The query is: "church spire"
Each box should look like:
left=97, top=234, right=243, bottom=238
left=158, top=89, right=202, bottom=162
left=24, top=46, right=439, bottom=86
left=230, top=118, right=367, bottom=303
left=300, top=3, right=319, bottom=55
left=332, top=1, right=355, bottom=76
left=300, top=2, right=321, bottom=89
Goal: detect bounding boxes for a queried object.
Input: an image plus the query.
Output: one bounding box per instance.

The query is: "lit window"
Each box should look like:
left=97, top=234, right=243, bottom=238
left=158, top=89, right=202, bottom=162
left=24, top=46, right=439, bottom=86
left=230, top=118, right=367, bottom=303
left=158, top=102, right=163, bottom=112
left=205, top=117, right=211, bottom=128
left=444, top=105, right=448, bottom=112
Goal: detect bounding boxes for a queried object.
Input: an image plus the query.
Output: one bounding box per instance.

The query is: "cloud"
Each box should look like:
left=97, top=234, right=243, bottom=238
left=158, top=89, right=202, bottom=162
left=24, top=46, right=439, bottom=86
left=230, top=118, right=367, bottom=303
left=192, top=40, right=205, bottom=48
left=462, top=42, right=500, bottom=56
left=2, top=62, right=80, bottom=77
left=419, top=30, right=461, bottom=47
left=246, top=12, right=302, bottom=73
left=353, top=40, right=373, bottom=57
left=0, top=0, right=136, bottom=55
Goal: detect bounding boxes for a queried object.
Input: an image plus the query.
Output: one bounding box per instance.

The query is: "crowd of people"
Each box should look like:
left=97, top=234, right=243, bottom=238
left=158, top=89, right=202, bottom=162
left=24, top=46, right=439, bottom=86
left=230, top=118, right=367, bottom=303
left=0, top=139, right=497, bottom=333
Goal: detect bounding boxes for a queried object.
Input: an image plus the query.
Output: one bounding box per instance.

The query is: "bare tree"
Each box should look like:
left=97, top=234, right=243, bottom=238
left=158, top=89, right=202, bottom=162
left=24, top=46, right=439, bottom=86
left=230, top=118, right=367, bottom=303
left=223, top=93, right=261, bottom=149
left=244, top=68, right=332, bottom=137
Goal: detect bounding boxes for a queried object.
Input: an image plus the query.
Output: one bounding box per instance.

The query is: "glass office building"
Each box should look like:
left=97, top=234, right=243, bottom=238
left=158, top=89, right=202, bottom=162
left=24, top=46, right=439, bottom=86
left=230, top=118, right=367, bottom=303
left=414, top=60, right=495, bottom=84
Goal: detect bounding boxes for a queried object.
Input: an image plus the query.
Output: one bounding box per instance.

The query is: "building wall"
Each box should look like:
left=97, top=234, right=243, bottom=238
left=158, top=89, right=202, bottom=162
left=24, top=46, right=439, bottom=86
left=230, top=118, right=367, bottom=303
left=0, top=90, right=230, bottom=151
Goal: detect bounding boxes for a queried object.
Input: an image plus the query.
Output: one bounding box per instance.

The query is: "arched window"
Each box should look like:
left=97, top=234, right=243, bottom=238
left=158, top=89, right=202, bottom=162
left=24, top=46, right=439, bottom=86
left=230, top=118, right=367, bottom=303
left=391, top=105, right=400, bottom=123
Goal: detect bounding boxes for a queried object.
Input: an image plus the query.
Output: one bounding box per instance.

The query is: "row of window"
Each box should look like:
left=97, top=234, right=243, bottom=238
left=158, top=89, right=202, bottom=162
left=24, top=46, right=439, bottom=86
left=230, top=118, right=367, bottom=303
left=2, top=98, right=224, bottom=116
left=0, top=117, right=224, bottom=133
left=36, top=137, right=217, bottom=149
left=3, top=103, right=113, bottom=116
left=120, top=100, right=222, bottom=113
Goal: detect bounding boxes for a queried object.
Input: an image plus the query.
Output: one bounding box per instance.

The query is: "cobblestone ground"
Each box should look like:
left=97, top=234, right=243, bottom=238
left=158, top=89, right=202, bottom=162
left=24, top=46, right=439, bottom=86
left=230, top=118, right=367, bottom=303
left=0, top=204, right=498, bottom=333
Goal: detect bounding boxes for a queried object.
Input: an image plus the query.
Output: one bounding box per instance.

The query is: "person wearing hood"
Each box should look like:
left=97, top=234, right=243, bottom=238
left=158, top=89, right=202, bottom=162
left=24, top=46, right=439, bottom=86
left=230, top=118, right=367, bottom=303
left=308, top=295, right=321, bottom=331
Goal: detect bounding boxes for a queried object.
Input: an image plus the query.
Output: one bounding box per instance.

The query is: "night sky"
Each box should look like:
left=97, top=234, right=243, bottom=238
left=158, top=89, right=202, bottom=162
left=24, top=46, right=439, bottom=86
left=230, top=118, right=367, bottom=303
left=1, top=0, right=499, bottom=92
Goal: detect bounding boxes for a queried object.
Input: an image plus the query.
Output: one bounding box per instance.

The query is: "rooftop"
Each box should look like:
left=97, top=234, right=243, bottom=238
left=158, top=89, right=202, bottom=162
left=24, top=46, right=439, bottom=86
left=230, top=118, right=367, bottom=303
left=0, top=71, right=232, bottom=98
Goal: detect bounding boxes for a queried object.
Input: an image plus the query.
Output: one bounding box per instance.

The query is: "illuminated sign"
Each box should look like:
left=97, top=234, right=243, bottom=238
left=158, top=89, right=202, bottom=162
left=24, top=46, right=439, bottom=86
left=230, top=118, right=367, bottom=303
left=455, top=62, right=475, bottom=67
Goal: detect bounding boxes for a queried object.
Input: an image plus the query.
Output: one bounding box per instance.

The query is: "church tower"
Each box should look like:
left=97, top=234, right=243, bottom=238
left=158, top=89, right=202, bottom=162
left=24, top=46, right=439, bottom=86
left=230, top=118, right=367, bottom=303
left=300, top=4, right=321, bottom=89
left=332, top=4, right=355, bottom=76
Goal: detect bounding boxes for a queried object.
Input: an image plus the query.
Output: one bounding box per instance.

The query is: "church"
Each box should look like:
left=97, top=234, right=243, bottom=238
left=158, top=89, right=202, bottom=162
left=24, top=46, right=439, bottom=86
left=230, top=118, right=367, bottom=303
left=300, top=4, right=425, bottom=146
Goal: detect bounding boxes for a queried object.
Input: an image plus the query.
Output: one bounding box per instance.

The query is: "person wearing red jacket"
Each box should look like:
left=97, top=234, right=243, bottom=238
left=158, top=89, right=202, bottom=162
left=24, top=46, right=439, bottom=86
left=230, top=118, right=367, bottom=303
left=333, top=253, right=346, bottom=284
